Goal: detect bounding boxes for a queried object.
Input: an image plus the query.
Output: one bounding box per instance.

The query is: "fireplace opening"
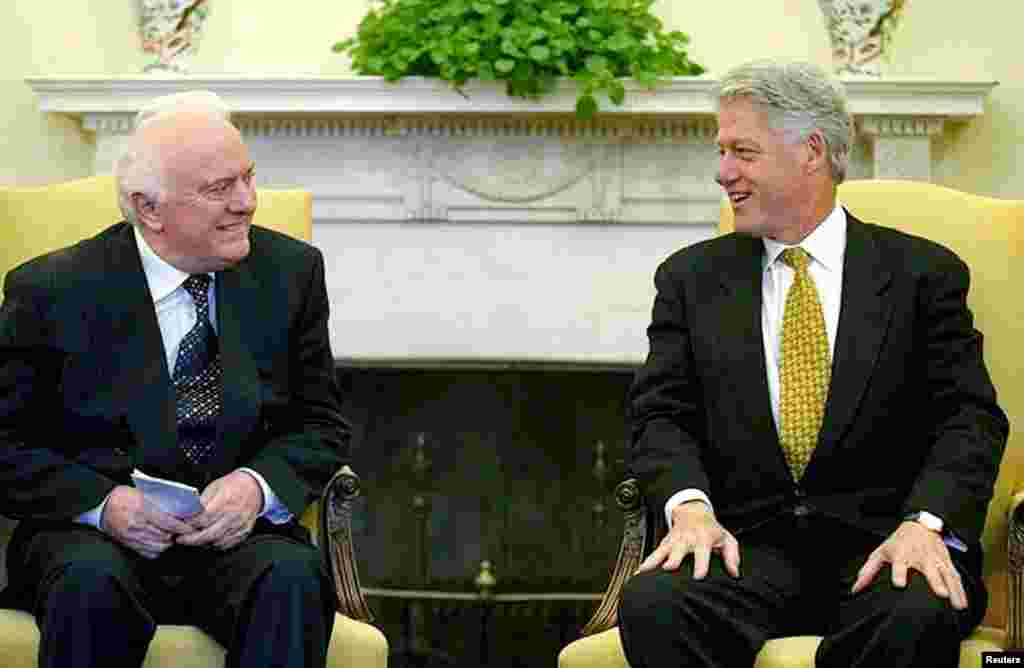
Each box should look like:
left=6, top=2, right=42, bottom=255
left=338, top=361, right=636, bottom=667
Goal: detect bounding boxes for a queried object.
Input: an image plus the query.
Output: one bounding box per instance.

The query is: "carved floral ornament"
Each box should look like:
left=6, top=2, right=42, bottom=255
left=818, top=0, right=908, bottom=76
left=137, top=0, right=210, bottom=74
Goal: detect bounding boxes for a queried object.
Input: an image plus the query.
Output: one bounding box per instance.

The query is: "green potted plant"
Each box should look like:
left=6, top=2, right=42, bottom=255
left=333, top=0, right=705, bottom=119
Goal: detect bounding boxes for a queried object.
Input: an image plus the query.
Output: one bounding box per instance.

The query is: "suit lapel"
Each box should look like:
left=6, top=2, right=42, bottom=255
left=715, top=234, right=784, bottom=460
left=208, top=260, right=261, bottom=477
left=102, top=225, right=179, bottom=474
left=806, top=213, right=894, bottom=478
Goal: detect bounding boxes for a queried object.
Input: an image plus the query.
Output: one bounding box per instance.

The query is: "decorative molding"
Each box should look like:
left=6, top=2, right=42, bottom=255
left=27, top=74, right=996, bottom=125
left=859, top=116, right=945, bottom=137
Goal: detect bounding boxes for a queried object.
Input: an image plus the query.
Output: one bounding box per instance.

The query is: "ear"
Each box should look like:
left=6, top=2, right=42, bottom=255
left=804, top=130, right=830, bottom=175
left=130, top=192, right=162, bottom=232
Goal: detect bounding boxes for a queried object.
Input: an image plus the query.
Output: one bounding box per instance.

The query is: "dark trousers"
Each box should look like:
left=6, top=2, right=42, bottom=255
left=5, top=519, right=336, bottom=668
left=618, top=515, right=986, bottom=668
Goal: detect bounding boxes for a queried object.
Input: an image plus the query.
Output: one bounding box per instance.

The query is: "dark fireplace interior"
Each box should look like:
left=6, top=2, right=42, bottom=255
left=338, top=362, right=637, bottom=668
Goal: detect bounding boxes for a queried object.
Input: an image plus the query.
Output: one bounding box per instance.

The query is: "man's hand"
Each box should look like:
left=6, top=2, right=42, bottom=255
left=101, top=485, right=196, bottom=559
left=177, top=470, right=264, bottom=551
left=636, top=500, right=741, bottom=578
left=852, top=521, right=967, bottom=609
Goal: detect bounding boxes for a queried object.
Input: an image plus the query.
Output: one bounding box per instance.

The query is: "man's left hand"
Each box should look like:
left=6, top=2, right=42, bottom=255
left=851, top=521, right=967, bottom=610
left=177, top=470, right=264, bottom=550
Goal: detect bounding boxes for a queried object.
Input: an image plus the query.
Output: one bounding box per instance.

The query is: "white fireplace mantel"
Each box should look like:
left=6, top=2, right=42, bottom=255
left=26, top=75, right=997, bottom=365
left=27, top=75, right=996, bottom=180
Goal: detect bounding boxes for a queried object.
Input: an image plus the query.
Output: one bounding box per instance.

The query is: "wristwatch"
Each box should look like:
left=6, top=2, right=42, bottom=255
left=905, top=510, right=944, bottom=533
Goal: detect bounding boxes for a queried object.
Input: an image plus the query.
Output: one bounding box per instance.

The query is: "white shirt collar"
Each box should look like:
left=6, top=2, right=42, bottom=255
left=132, top=226, right=213, bottom=302
left=762, top=204, right=847, bottom=273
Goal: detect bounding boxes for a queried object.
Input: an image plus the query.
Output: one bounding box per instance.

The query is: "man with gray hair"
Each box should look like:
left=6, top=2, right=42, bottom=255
left=0, top=91, right=349, bottom=667
left=619, top=60, right=1006, bottom=668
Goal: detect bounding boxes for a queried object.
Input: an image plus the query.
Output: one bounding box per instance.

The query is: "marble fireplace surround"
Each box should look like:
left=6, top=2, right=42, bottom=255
left=27, top=76, right=996, bottom=366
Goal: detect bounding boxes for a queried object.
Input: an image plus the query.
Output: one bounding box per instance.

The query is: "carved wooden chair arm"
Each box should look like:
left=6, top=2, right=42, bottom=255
left=1006, top=489, right=1024, bottom=649
left=581, top=478, right=649, bottom=636
left=319, top=464, right=374, bottom=623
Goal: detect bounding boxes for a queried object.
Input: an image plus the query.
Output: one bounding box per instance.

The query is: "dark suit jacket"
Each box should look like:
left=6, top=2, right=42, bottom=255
left=628, top=212, right=1008, bottom=573
left=0, top=222, right=350, bottom=524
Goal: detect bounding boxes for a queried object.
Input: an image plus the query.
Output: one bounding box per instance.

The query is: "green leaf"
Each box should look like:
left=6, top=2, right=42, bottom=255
left=586, top=54, right=610, bottom=73
left=500, top=40, right=523, bottom=57
left=576, top=93, right=599, bottom=120
left=605, top=31, right=634, bottom=51
left=331, top=39, right=354, bottom=53
left=478, top=61, right=497, bottom=80
left=608, top=80, right=626, bottom=105
left=529, top=45, right=551, bottom=62
left=495, top=59, right=516, bottom=73
left=633, top=69, right=659, bottom=88
left=552, top=38, right=575, bottom=52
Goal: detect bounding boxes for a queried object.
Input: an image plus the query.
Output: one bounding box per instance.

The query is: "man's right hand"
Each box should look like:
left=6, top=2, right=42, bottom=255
left=635, top=500, right=741, bottom=578
left=100, top=485, right=195, bottom=559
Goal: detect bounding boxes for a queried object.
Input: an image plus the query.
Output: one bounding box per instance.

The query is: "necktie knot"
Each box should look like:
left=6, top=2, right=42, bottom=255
left=780, top=247, right=811, bottom=272
left=183, top=274, right=211, bottom=316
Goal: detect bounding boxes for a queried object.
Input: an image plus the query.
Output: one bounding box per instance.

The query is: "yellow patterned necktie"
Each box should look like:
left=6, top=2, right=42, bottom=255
left=778, top=248, right=830, bottom=481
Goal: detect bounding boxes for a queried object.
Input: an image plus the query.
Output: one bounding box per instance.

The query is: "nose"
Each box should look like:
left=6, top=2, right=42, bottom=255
left=229, top=177, right=257, bottom=214
left=715, top=152, right=738, bottom=188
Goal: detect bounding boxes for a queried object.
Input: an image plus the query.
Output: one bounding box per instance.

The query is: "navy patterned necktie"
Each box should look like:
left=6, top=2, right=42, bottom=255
left=173, top=274, right=222, bottom=465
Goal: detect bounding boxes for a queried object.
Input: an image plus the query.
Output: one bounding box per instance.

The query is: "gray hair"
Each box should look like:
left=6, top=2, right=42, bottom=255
left=715, top=60, right=853, bottom=184
left=115, top=90, right=232, bottom=224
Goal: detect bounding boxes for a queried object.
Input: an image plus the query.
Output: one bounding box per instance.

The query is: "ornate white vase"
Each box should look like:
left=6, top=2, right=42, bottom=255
left=137, top=0, right=211, bottom=74
left=817, top=0, right=907, bottom=76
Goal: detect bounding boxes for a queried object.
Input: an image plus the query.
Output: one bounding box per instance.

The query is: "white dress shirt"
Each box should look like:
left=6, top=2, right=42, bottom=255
left=75, top=227, right=292, bottom=527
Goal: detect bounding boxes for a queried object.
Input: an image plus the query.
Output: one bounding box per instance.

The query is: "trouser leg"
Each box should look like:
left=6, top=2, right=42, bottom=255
left=818, top=536, right=986, bottom=668
left=617, top=526, right=816, bottom=668
left=178, top=522, right=335, bottom=668
left=7, top=523, right=157, bottom=668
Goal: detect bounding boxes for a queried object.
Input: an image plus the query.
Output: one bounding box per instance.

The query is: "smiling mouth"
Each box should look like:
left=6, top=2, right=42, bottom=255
left=218, top=219, right=250, bottom=231
left=729, top=192, right=751, bottom=206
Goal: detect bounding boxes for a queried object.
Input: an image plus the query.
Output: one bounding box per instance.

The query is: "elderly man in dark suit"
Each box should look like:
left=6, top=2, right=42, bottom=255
left=618, top=60, right=1008, bottom=668
left=0, top=93, right=349, bottom=668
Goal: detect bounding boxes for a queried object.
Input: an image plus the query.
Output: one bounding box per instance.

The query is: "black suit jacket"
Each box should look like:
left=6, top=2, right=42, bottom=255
left=0, top=222, right=350, bottom=523
left=628, top=212, right=1008, bottom=570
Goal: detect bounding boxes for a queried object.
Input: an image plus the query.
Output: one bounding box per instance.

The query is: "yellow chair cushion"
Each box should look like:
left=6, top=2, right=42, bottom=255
left=0, top=175, right=312, bottom=288
left=558, top=625, right=1007, bottom=668
left=0, top=608, right=386, bottom=668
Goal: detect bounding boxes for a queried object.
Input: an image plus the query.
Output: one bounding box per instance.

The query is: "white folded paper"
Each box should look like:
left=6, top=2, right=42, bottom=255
left=131, top=469, right=204, bottom=518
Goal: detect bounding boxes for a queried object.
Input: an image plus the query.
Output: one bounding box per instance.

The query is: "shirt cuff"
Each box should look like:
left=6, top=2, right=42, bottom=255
left=665, top=489, right=714, bottom=529
left=238, top=467, right=294, bottom=525
left=75, top=494, right=112, bottom=530
left=908, top=510, right=967, bottom=552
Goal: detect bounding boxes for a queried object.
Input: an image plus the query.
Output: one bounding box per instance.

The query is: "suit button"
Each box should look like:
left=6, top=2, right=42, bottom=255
left=793, top=504, right=810, bottom=517
left=113, top=448, right=127, bottom=456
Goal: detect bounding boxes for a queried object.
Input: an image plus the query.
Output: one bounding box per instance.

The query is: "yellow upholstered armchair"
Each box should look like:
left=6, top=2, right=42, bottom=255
left=559, top=180, right=1024, bottom=668
left=0, top=175, right=388, bottom=668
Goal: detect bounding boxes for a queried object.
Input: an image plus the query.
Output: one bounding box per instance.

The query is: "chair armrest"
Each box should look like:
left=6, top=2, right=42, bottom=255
left=319, top=465, right=374, bottom=623
left=580, top=478, right=649, bottom=636
left=1006, top=490, right=1024, bottom=649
